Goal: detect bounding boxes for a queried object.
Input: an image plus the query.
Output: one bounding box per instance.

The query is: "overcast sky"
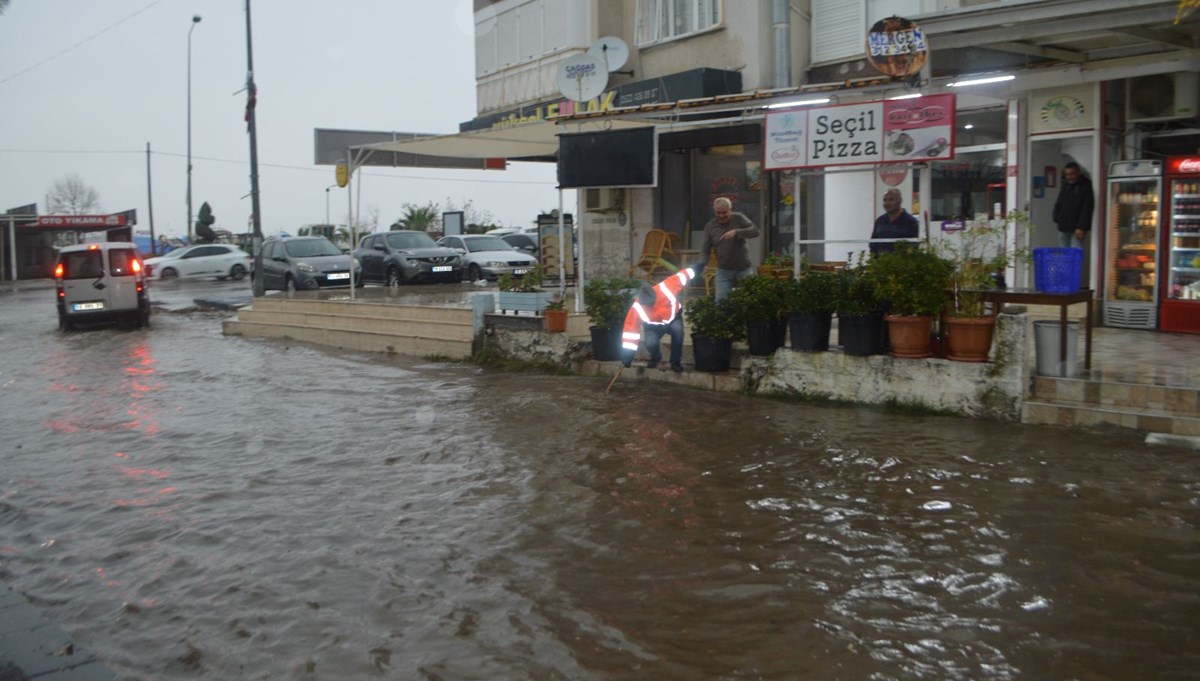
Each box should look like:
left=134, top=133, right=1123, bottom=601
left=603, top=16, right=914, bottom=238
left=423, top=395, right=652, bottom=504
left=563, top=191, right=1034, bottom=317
left=0, top=0, right=569, bottom=238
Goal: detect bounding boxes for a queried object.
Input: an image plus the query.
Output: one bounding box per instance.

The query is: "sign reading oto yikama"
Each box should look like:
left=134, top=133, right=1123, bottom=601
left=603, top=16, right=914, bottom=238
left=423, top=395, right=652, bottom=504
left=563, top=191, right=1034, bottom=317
left=35, top=214, right=129, bottom=228
left=763, top=94, right=955, bottom=171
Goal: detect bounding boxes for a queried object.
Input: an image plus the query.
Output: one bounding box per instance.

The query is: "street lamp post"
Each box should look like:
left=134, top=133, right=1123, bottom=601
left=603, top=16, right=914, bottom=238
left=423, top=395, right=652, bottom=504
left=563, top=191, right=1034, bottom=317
left=325, top=184, right=337, bottom=227
left=187, top=14, right=201, bottom=242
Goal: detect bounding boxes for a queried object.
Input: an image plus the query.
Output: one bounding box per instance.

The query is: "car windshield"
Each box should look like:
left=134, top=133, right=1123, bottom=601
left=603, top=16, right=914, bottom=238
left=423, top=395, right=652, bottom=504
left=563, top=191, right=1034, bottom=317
left=386, top=232, right=437, bottom=250
left=465, top=237, right=514, bottom=253
left=283, top=239, right=342, bottom=258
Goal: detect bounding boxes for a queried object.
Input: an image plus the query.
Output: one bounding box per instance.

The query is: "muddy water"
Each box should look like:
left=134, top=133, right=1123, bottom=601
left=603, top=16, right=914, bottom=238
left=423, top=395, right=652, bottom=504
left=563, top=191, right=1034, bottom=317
left=1, top=289, right=1197, bottom=680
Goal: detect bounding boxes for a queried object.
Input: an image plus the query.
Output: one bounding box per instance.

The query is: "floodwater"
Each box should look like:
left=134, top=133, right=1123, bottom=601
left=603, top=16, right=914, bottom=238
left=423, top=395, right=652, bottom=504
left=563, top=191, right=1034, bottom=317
left=1, top=286, right=1198, bottom=680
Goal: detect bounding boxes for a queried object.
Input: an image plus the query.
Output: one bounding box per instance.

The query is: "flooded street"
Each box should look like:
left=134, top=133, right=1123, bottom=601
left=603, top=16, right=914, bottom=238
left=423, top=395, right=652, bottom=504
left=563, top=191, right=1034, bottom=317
left=1, top=284, right=1198, bottom=680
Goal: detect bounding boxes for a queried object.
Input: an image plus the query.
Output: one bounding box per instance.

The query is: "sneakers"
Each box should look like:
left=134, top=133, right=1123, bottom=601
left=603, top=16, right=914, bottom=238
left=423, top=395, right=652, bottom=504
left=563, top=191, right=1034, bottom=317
left=646, top=359, right=660, bottom=369
left=670, top=363, right=683, bottom=373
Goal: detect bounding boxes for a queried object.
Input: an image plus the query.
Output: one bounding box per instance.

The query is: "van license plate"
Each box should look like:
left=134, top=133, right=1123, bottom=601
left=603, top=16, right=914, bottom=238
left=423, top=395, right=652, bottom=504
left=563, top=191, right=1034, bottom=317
left=73, top=302, right=105, bottom=311
left=432, top=266, right=452, bottom=273
left=513, top=269, right=528, bottom=275
left=327, top=272, right=350, bottom=280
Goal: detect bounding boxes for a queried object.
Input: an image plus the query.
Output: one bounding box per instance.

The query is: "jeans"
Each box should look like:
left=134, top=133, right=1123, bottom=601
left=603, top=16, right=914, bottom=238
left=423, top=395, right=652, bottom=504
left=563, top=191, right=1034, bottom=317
left=1057, top=231, right=1085, bottom=249
left=644, top=315, right=685, bottom=366
left=714, top=266, right=755, bottom=303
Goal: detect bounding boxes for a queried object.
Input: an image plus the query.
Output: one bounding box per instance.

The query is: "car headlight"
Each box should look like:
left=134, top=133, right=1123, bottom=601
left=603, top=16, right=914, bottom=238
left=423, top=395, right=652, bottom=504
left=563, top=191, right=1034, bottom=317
left=296, top=262, right=317, bottom=273
left=486, top=260, right=506, bottom=268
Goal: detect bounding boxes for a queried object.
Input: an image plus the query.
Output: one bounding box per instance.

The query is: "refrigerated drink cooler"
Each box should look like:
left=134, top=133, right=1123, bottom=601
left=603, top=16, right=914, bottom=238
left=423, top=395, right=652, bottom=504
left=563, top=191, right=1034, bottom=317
left=1103, top=160, right=1160, bottom=329
left=1161, top=156, right=1200, bottom=334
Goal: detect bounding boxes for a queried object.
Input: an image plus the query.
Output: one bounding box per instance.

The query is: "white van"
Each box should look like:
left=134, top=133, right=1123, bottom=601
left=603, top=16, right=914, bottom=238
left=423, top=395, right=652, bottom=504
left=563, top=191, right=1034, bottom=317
left=54, top=241, right=151, bottom=330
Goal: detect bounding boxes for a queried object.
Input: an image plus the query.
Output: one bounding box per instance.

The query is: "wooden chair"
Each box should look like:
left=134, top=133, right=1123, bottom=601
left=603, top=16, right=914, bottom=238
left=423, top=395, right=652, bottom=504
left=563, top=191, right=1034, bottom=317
left=628, top=228, right=680, bottom=280
left=702, top=251, right=718, bottom=296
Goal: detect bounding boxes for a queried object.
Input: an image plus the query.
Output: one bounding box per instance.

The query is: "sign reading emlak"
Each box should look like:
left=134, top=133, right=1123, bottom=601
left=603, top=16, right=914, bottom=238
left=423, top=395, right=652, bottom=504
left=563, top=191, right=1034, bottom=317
left=764, top=94, right=955, bottom=171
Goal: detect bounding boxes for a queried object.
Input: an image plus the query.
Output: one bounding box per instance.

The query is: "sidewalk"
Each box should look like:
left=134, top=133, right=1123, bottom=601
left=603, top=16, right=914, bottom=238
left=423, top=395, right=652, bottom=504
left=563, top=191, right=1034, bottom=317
left=0, top=585, right=119, bottom=681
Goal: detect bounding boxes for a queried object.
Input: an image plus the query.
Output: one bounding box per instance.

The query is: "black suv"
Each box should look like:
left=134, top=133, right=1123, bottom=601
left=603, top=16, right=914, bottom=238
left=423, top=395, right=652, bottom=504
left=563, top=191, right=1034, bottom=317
left=354, top=231, right=463, bottom=286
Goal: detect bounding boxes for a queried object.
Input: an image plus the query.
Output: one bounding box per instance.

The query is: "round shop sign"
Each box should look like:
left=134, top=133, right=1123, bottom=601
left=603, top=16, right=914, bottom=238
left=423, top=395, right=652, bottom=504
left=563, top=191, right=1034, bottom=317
left=866, top=16, right=928, bottom=78
left=1038, top=96, right=1085, bottom=128
left=878, top=164, right=908, bottom=187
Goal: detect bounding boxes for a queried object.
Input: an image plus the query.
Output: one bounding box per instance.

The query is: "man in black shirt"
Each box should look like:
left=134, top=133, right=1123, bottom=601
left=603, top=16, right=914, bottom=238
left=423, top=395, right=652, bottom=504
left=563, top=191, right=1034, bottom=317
left=1053, top=161, right=1094, bottom=249
left=870, top=189, right=920, bottom=255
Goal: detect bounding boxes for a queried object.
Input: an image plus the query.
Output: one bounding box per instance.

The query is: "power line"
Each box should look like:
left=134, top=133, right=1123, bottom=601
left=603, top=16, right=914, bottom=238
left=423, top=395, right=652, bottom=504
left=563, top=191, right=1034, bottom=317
left=0, top=0, right=168, bottom=86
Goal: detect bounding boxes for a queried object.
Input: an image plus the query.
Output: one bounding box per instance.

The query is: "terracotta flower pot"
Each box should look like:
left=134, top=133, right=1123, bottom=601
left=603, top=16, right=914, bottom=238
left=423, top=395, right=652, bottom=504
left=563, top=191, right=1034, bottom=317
left=884, top=314, right=933, bottom=358
left=944, top=316, right=996, bottom=362
left=544, top=308, right=568, bottom=333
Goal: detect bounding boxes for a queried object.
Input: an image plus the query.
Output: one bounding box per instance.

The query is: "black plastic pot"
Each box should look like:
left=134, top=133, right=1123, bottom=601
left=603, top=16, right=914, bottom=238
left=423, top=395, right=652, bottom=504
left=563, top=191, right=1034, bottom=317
left=589, top=325, right=622, bottom=362
left=788, top=310, right=833, bottom=352
left=692, top=333, right=733, bottom=372
left=838, top=311, right=884, bottom=356
left=746, top=318, right=782, bottom=356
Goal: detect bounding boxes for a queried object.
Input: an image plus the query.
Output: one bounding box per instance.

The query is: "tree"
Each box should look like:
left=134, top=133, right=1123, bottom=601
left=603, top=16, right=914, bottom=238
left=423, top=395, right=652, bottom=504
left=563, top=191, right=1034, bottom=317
left=47, top=174, right=101, bottom=214
left=0, top=0, right=9, bottom=14
left=194, top=201, right=217, bottom=243
left=393, top=202, right=441, bottom=232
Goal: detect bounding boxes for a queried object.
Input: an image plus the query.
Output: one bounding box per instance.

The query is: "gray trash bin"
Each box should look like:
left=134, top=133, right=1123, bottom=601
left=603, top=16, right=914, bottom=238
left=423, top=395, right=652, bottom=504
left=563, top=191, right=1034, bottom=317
left=1034, top=320, right=1080, bottom=377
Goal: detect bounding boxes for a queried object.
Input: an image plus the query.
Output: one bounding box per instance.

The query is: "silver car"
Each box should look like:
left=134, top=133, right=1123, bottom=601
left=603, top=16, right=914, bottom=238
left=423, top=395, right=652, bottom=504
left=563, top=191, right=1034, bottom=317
left=143, top=243, right=251, bottom=281
left=436, top=234, right=538, bottom=281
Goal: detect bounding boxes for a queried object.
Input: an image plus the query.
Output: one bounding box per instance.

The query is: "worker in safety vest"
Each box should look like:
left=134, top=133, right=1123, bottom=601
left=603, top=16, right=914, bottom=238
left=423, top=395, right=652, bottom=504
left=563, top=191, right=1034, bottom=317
left=619, top=266, right=699, bottom=373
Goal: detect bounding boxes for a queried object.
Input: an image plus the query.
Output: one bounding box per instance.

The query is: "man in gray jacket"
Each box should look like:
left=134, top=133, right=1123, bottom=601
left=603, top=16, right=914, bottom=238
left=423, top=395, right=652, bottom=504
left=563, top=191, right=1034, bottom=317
left=699, top=197, right=760, bottom=302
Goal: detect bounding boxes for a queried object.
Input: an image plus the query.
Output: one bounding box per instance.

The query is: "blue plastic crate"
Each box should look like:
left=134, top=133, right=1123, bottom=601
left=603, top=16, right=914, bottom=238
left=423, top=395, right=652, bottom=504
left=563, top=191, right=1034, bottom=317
left=1033, top=247, right=1083, bottom=293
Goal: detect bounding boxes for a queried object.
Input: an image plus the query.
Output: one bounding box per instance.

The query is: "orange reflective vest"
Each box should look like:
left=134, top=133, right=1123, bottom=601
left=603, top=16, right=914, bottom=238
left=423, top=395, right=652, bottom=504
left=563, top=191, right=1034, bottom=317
left=620, top=267, right=696, bottom=353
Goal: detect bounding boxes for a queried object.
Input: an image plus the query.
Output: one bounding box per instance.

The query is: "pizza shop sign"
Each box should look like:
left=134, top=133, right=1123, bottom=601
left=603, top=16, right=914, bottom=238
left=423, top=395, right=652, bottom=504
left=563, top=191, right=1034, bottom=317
left=764, top=94, right=956, bottom=170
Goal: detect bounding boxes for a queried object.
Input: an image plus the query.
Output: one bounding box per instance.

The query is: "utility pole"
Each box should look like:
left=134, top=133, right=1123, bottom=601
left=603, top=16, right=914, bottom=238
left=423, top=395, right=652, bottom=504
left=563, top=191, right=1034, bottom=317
left=245, top=0, right=264, bottom=297
left=146, top=142, right=157, bottom=256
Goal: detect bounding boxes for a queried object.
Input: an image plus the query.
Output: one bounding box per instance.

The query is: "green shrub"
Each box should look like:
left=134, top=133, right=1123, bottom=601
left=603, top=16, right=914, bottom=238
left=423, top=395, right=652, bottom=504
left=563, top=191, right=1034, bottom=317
left=583, top=276, right=641, bottom=328
left=728, top=274, right=790, bottom=321
left=685, top=295, right=746, bottom=341
left=866, top=244, right=953, bottom=316
left=783, top=270, right=838, bottom=314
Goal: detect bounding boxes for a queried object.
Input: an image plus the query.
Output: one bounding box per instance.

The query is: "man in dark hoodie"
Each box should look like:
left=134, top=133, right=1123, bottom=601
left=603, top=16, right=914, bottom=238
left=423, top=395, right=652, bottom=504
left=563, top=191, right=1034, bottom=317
left=1053, top=161, right=1094, bottom=249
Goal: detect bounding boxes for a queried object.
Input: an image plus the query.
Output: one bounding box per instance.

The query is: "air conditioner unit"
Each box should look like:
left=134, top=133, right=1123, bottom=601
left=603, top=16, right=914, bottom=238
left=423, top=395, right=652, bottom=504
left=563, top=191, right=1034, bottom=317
left=584, top=187, right=625, bottom=212
left=1126, top=72, right=1199, bottom=123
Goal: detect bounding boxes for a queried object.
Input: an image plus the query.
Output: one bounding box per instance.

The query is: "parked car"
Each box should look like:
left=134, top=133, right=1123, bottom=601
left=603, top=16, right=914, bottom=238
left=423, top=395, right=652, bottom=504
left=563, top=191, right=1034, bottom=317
left=54, top=241, right=150, bottom=330
left=354, top=231, right=462, bottom=286
left=501, top=232, right=538, bottom=256
left=254, top=235, right=361, bottom=292
left=436, top=234, right=538, bottom=281
left=143, top=243, right=251, bottom=281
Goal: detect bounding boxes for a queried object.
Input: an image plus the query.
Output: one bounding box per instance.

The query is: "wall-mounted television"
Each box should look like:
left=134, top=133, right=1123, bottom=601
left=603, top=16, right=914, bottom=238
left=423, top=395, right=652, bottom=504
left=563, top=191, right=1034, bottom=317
left=557, top=127, right=657, bottom=189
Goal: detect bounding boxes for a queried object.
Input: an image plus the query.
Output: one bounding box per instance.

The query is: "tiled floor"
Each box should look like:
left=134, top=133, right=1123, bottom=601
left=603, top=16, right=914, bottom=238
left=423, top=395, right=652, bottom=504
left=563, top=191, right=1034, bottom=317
left=1082, top=326, right=1200, bottom=388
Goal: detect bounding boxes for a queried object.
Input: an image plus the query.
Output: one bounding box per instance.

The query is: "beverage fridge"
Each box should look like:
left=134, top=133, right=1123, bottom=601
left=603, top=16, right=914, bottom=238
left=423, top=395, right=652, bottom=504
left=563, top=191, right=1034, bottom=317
left=1103, top=160, right=1160, bottom=329
left=1161, top=156, right=1200, bottom=334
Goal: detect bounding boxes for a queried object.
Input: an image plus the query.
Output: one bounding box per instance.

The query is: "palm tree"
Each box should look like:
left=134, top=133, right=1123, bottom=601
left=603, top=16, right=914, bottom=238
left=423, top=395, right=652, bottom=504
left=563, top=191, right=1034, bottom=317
left=394, top=202, right=440, bottom=232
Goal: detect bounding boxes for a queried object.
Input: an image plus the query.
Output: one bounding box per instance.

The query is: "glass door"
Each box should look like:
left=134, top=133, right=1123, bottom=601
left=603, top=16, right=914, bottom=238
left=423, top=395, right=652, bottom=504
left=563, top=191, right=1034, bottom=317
left=1106, top=178, right=1159, bottom=304
left=1167, top=177, right=1200, bottom=300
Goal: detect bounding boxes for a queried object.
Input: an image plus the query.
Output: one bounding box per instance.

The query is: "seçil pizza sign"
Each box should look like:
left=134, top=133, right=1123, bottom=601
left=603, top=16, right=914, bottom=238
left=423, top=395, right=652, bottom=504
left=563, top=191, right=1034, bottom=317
left=763, top=94, right=956, bottom=171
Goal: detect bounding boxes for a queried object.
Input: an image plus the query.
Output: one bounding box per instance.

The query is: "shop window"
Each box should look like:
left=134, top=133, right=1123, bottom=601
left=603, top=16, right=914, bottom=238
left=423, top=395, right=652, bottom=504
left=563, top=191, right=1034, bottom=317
left=636, top=0, right=722, bottom=46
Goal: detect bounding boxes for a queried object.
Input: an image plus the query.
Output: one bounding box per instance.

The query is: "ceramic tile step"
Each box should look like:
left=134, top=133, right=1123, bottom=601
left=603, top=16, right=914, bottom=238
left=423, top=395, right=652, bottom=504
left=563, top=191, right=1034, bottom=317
left=222, top=320, right=474, bottom=358
left=1031, top=376, right=1200, bottom=415
left=1021, top=398, right=1200, bottom=437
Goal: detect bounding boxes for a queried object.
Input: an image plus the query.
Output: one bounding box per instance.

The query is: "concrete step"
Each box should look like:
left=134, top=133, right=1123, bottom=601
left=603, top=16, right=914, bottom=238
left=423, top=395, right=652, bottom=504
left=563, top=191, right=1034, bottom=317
left=1031, top=375, right=1200, bottom=416
left=1021, top=397, right=1200, bottom=436
left=234, top=308, right=474, bottom=342
left=223, top=319, right=474, bottom=358
left=249, top=297, right=470, bottom=324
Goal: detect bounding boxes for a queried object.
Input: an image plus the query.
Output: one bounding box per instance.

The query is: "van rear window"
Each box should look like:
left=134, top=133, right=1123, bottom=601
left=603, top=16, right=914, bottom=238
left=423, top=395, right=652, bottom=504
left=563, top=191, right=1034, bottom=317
left=108, top=248, right=139, bottom=276
left=60, top=251, right=103, bottom=279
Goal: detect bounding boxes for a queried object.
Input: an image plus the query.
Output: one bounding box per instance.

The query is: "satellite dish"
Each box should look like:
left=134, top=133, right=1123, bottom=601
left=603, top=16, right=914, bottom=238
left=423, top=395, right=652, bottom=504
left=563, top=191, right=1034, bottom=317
left=556, top=53, right=608, bottom=102
left=589, top=36, right=629, bottom=73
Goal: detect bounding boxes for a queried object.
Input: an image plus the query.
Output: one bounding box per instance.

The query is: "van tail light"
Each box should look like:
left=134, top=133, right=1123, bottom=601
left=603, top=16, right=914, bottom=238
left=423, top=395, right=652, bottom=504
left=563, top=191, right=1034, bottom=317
left=54, top=263, right=64, bottom=278
left=131, top=259, right=142, bottom=273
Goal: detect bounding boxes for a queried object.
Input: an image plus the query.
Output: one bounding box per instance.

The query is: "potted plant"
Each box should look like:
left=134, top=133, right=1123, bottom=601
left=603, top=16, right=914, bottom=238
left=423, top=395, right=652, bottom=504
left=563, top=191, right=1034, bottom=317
left=728, top=274, right=790, bottom=356
left=684, top=295, right=745, bottom=372
left=543, top=293, right=568, bottom=333
left=757, top=250, right=795, bottom=280
left=866, top=244, right=953, bottom=358
left=496, top=264, right=553, bottom=314
left=783, top=268, right=838, bottom=352
left=938, top=212, right=1031, bottom=361
left=834, top=256, right=885, bottom=356
left=584, top=275, right=641, bottom=361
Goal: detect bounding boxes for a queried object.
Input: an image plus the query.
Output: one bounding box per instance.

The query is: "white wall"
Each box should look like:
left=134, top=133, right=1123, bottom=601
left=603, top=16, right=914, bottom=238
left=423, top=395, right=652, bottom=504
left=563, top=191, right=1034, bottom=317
left=823, top=169, right=877, bottom=261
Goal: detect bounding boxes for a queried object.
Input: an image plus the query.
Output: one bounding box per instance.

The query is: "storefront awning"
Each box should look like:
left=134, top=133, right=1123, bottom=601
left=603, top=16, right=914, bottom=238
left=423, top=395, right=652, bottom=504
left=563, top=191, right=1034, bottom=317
left=355, top=118, right=652, bottom=162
